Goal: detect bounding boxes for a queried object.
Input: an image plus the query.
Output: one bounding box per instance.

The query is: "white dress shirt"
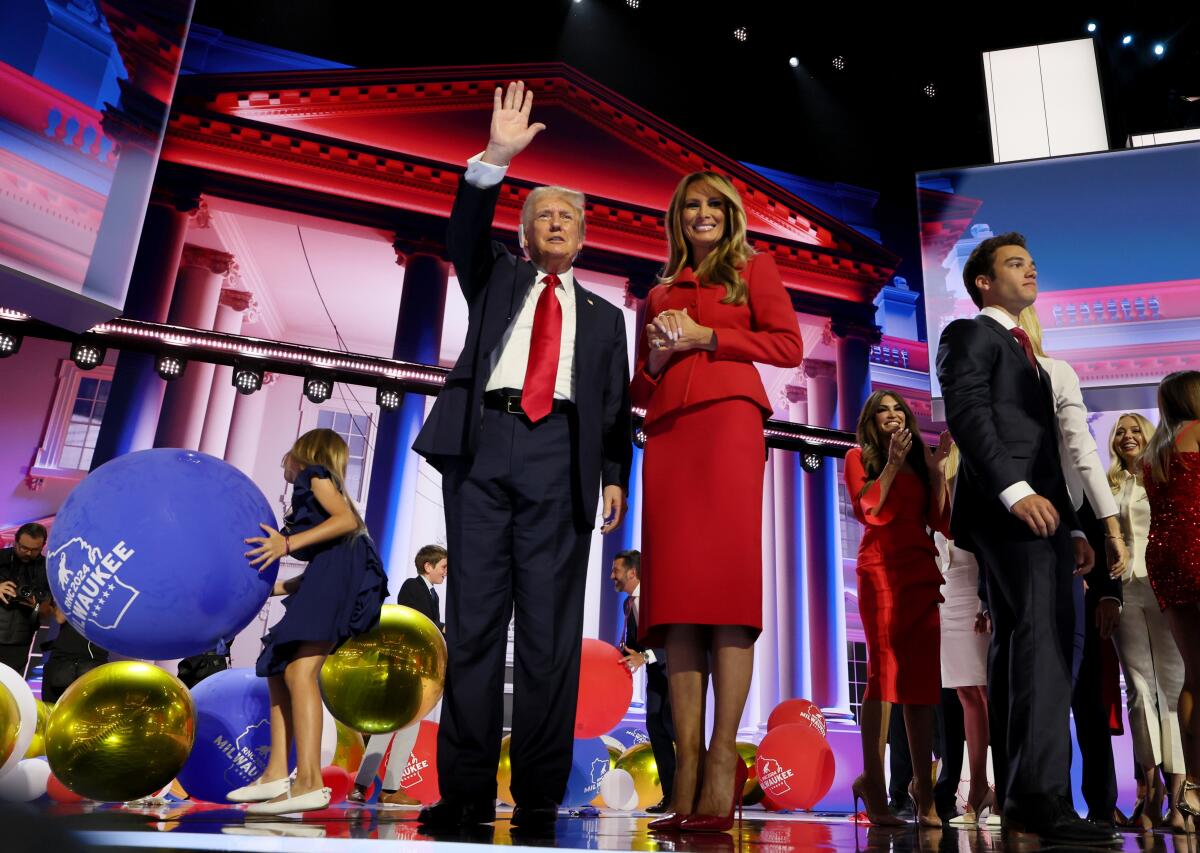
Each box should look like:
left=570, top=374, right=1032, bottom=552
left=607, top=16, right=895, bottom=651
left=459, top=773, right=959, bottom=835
left=976, top=307, right=1086, bottom=539
left=1115, top=470, right=1150, bottom=580
left=464, top=154, right=577, bottom=401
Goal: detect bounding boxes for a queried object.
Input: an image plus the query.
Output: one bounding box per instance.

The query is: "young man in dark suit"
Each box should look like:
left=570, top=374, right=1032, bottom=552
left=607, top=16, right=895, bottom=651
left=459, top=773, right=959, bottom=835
left=413, top=81, right=632, bottom=830
left=609, top=550, right=674, bottom=813
left=397, top=544, right=446, bottom=632
left=935, top=232, right=1116, bottom=846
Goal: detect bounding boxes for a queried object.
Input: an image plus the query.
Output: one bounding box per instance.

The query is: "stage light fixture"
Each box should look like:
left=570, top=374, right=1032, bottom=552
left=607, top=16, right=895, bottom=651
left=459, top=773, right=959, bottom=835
left=303, top=371, right=334, bottom=404
left=923, top=82, right=936, bottom=98
left=789, top=56, right=799, bottom=68
left=1154, top=43, right=1165, bottom=56
left=1086, top=21, right=1097, bottom=33
left=733, top=27, right=747, bottom=43
left=70, top=338, right=105, bottom=371
left=1122, top=34, right=1133, bottom=45
left=801, top=452, right=822, bottom=473
left=376, top=385, right=403, bottom=411
left=154, top=354, right=186, bottom=380
left=0, top=330, right=21, bottom=358
left=625, top=0, right=638, bottom=7
left=832, top=55, right=845, bottom=71
left=232, top=364, right=263, bottom=395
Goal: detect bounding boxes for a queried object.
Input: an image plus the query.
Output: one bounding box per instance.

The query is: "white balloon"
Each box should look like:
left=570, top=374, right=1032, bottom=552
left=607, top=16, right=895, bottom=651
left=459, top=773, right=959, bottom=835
left=599, top=768, right=638, bottom=811
left=0, top=664, right=36, bottom=779
left=320, top=704, right=337, bottom=766
left=0, top=758, right=50, bottom=802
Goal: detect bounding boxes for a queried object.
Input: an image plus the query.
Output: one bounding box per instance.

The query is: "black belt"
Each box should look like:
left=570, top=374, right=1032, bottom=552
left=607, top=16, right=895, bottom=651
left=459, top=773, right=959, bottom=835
left=483, top=389, right=574, bottom=416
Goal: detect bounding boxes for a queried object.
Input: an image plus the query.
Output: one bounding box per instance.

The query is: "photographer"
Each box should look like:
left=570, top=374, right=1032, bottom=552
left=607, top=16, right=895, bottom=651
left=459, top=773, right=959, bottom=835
left=0, top=523, right=52, bottom=677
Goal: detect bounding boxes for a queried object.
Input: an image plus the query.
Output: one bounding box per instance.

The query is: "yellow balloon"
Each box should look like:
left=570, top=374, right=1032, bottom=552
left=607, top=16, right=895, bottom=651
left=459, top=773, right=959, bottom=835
left=333, top=720, right=365, bottom=773
left=45, top=661, right=195, bottom=802
left=736, top=740, right=765, bottom=805
left=497, top=734, right=514, bottom=805
left=320, top=605, right=446, bottom=735
left=0, top=682, right=18, bottom=768
left=22, top=700, right=52, bottom=759
left=615, top=742, right=662, bottom=809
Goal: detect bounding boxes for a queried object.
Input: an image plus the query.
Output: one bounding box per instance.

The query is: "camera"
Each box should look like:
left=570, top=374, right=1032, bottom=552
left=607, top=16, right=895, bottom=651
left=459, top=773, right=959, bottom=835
left=16, top=586, right=46, bottom=603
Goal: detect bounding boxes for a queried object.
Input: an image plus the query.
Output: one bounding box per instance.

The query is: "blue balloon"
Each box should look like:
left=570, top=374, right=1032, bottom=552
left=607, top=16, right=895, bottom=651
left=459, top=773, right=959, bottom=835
left=46, top=449, right=277, bottom=659
left=177, top=669, right=275, bottom=803
left=563, top=738, right=610, bottom=807
left=606, top=726, right=650, bottom=749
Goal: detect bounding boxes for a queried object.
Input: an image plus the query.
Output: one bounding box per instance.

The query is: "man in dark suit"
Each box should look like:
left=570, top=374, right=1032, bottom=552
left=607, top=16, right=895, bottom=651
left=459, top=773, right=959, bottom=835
left=398, top=543, right=446, bottom=631
left=350, top=544, right=448, bottom=807
left=935, top=232, right=1117, bottom=846
left=413, top=81, right=632, bottom=830
left=609, top=550, right=674, bottom=814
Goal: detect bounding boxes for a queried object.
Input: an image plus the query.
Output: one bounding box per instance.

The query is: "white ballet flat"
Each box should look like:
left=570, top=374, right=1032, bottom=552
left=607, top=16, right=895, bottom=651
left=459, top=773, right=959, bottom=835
left=227, top=777, right=291, bottom=803
left=245, top=786, right=332, bottom=815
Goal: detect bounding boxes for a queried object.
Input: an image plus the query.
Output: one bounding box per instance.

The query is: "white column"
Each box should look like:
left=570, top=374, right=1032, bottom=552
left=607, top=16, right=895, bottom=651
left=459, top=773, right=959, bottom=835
left=198, top=289, right=253, bottom=458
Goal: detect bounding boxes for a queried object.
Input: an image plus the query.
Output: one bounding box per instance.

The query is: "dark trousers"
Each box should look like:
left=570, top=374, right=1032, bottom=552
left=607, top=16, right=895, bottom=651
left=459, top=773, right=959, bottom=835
left=934, top=687, right=967, bottom=818
left=40, top=655, right=105, bottom=703
left=0, top=641, right=30, bottom=679
left=645, top=665, right=675, bottom=799
left=1069, top=503, right=1118, bottom=817
left=887, top=699, right=947, bottom=809
left=977, top=528, right=1076, bottom=812
left=438, top=408, right=592, bottom=807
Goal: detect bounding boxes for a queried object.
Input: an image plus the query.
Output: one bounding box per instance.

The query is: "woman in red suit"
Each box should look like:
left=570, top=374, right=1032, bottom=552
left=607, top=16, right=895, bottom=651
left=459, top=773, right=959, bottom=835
left=844, top=390, right=951, bottom=826
left=1142, top=370, right=1200, bottom=825
left=632, top=171, right=802, bottom=832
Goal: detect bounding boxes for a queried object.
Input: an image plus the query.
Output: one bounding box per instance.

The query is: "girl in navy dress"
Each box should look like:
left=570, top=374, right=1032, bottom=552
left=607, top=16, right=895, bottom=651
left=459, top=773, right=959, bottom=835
left=229, top=428, right=389, bottom=814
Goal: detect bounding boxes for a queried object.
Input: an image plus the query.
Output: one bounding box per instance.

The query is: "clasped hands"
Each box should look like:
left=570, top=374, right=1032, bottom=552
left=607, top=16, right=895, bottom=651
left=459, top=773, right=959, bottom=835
left=645, top=309, right=714, bottom=358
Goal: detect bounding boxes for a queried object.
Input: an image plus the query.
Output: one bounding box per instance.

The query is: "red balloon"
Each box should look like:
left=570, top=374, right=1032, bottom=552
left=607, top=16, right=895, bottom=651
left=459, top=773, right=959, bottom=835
left=767, top=698, right=826, bottom=737
left=47, top=772, right=85, bottom=803
left=321, top=765, right=353, bottom=805
left=575, top=639, right=633, bottom=738
left=393, top=720, right=440, bottom=804
left=755, top=723, right=836, bottom=811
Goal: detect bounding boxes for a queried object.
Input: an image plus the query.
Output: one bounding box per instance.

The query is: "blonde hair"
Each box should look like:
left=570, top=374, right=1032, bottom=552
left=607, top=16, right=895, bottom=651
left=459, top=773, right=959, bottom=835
left=1107, top=412, right=1156, bottom=492
left=287, top=428, right=365, bottom=533
left=1145, top=370, right=1200, bottom=483
left=521, top=185, right=587, bottom=243
left=1016, top=306, right=1048, bottom=358
left=660, top=172, right=752, bottom=305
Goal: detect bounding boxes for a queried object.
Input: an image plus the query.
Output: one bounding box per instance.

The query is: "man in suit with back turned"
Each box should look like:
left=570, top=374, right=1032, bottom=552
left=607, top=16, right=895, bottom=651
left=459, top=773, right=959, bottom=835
left=935, top=232, right=1117, bottom=846
left=413, top=81, right=632, bottom=830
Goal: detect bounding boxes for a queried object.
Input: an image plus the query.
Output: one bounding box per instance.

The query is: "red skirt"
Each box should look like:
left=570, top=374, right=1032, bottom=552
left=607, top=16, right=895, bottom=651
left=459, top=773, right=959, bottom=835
left=639, top=398, right=765, bottom=647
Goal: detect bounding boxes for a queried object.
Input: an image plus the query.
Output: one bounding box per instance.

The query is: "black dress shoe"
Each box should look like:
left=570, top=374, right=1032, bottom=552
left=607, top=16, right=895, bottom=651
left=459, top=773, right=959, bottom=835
left=646, top=798, right=670, bottom=814
left=511, top=804, right=558, bottom=830
left=1005, top=799, right=1120, bottom=846
left=417, top=798, right=497, bottom=827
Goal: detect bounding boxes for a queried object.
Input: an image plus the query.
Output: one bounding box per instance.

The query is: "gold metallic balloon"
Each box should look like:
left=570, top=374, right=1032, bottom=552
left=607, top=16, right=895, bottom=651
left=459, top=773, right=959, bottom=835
left=45, top=661, right=195, bottom=802
left=615, top=742, right=662, bottom=809
left=736, top=740, right=765, bottom=806
left=22, top=700, right=51, bottom=759
left=333, top=719, right=365, bottom=773
left=0, top=682, right=18, bottom=768
left=497, top=734, right=514, bottom=805
left=320, top=604, right=447, bottom=735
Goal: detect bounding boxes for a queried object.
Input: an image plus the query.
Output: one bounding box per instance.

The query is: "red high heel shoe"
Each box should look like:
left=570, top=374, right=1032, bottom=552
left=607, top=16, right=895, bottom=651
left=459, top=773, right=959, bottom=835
left=678, top=757, right=748, bottom=833
left=647, top=812, right=688, bottom=831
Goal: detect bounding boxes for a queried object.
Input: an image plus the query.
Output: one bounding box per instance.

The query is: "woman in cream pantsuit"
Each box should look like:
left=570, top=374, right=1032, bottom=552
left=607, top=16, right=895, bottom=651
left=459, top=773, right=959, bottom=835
left=1108, top=412, right=1188, bottom=829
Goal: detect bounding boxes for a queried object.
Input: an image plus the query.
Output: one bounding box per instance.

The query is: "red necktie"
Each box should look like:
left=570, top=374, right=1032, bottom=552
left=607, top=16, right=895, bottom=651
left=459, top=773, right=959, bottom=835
left=521, top=274, right=563, bottom=422
left=1009, top=327, right=1038, bottom=371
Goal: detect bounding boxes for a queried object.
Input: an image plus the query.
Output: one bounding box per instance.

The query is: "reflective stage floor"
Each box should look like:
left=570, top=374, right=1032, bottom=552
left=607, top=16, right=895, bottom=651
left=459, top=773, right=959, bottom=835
left=10, top=801, right=1200, bottom=853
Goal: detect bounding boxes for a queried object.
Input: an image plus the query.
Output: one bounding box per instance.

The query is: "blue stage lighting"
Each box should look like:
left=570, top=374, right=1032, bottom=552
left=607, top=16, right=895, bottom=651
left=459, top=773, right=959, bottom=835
left=1154, top=43, right=1165, bottom=56
left=1122, top=34, right=1133, bottom=45
left=1086, top=22, right=1097, bottom=33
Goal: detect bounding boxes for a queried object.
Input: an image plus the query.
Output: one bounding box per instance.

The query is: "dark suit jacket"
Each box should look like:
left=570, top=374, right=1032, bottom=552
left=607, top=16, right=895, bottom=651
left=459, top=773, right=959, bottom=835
left=936, top=314, right=1080, bottom=552
left=412, top=178, right=633, bottom=528
left=622, top=598, right=666, bottom=680
left=398, top=575, right=441, bottom=629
